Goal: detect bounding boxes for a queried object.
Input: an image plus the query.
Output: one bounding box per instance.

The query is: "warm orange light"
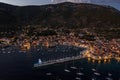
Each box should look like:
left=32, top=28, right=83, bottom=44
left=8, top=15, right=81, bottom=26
left=104, top=59, right=107, bottom=63
left=88, top=57, right=91, bottom=62
left=23, top=42, right=31, bottom=50
left=98, top=56, right=102, bottom=60
left=92, top=59, right=95, bottom=63
left=98, top=60, right=101, bottom=64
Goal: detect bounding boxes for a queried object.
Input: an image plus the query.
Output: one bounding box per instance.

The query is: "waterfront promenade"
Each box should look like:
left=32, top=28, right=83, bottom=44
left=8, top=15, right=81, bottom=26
left=34, top=50, right=86, bottom=67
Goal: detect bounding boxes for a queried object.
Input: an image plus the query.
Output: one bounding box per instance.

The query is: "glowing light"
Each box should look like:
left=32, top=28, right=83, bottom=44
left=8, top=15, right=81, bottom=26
left=88, top=57, right=91, bottom=62
left=108, top=59, right=111, bottom=63
left=45, top=41, right=49, bottom=48
left=22, top=42, right=31, bottom=50
left=104, top=59, right=107, bottom=63
left=98, top=56, right=102, bottom=60
left=87, top=54, right=91, bottom=57
left=104, top=56, right=108, bottom=59
left=98, top=60, right=101, bottom=64
left=92, top=56, right=95, bottom=60
left=92, top=59, right=95, bottom=63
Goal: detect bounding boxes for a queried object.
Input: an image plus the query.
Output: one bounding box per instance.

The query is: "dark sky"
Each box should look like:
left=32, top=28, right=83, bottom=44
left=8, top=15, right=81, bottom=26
left=0, top=0, right=120, bottom=10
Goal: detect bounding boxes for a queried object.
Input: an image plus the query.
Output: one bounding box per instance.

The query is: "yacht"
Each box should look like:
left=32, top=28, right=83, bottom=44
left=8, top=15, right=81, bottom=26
left=77, top=67, right=84, bottom=76
left=92, top=68, right=96, bottom=72
left=108, top=73, right=112, bottom=76
left=37, top=49, right=40, bottom=51
left=75, top=77, right=81, bottom=80
left=105, top=77, right=113, bottom=80
left=94, top=72, right=101, bottom=76
left=8, top=51, right=11, bottom=53
left=91, top=77, right=97, bottom=80
left=77, top=72, right=84, bottom=76
left=64, top=69, right=70, bottom=72
left=92, top=78, right=96, bottom=80
left=70, top=66, right=78, bottom=69
left=46, top=72, right=52, bottom=76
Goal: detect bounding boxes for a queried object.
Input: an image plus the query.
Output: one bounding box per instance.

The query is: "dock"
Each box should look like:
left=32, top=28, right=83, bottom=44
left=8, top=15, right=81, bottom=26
left=34, top=51, right=86, bottom=68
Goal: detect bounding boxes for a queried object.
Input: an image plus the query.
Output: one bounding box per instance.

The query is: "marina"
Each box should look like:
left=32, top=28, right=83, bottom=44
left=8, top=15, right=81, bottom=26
left=34, top=52, right=85, bottom=67
left=0, top=45, right=120, bottom=80
left=0, top=1, right=120, bottom=80
left=33, top=45, right=86, bottom=67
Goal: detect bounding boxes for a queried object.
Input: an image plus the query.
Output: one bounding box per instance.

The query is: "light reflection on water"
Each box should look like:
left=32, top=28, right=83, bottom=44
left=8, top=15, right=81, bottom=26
left=0, top=45, right=120, bottom=80
left=34, top=58, right=120, bottom=80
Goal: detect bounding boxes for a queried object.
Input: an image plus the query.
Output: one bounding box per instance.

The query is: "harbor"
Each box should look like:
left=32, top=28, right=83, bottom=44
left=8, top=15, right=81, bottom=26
left=34, top=52, right=85, bottom=67
left=0, top=45, right=120, bottom=80
left=33, top=45, right=86, bottom=67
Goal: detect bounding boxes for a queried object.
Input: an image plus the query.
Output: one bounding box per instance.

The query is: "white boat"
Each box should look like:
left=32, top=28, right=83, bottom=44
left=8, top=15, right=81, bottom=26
left=38, top=59, right=42, bottom=64
left=94, top=72, right=101, bottom=76
left=75, top=77, right=81, bottom=80
left=8, top=51, right=11, bottom=53
left=108, top=73, right=112, bottom=76
left=46, top=73, right=52, bottom=76
left=91, top=78, right=96, bottom=80
left=37, top=49, right=40, bottom=51
left=106, top=77, right=113, bottom=80
left=2, top=48, right=5, bottom=51
left=64, top=69, right=70, bottom=72
left=77, top=72, right=84, bottom=76
left=19, top=50, right=26, bottom=53
left=70, top=66, right=77, bottom=69
left=92, top=68, right=96, bottom=72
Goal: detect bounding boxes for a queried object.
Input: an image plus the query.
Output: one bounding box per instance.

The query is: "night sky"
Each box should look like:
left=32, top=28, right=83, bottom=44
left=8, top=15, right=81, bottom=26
left=0, top=0, right=120, bottom=10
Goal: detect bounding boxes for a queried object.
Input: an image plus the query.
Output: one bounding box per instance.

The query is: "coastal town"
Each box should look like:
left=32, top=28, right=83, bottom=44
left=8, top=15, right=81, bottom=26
left=0, top=1, right=120, bottom=80
left=0, top=26, right=120, bottom=65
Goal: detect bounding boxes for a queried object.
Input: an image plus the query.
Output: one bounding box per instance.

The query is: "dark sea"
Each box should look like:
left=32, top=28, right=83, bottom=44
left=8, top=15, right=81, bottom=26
left=0, top=45, right=120, bottom=80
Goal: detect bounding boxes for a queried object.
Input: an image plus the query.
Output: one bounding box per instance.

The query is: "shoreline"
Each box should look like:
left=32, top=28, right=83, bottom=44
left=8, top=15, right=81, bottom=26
left=34, top=50, right=86, bottom=68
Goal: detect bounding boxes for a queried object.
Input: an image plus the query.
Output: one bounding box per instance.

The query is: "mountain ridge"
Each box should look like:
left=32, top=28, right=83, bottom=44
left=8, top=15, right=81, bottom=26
left=0, top=2, right=120, bottom=32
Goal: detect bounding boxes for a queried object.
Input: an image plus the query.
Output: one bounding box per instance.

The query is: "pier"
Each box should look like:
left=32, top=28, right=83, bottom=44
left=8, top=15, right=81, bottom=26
left=34, top=51, right=86, bottom=67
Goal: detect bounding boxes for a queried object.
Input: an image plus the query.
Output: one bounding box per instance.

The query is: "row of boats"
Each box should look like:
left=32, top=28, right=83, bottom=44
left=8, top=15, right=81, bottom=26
left=44, top=66, right=113, bottom=80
